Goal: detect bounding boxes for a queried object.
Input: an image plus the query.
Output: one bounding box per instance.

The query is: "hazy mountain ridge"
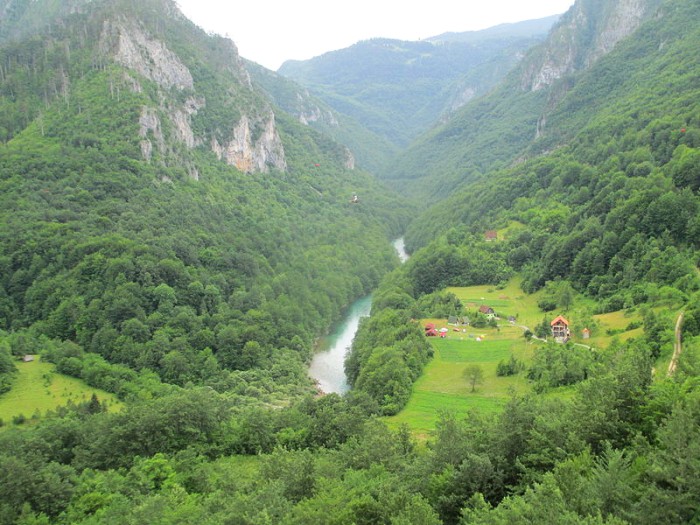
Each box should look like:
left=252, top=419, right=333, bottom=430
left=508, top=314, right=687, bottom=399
left=383, top=0, right=664, bottom=199
left=403, top=0, right=700, bottom=286
left=428, top=15, right=560, bottom=44
left=246, top=60, right=398, bottom=173
left=278, top=16, right=559, bottom=150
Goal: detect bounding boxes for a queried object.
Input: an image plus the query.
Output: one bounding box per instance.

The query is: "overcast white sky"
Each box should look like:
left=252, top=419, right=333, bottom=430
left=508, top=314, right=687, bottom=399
left=176, top=1, right=576, bottom=71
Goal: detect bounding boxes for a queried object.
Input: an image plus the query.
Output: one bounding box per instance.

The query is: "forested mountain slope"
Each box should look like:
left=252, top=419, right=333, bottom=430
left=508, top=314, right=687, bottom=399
left=384, top=0, right=663, bottom=199
left=278, top=17, right=558, bottom=149
left=403, top=0, right=700, bottom=309
left=246, top=60, right=399, bottom=174
left=338, top=3, right=700, bottom=523
left=353, top=0, right=700, bottom=417
left=3, top=1, right=700, bottom=524
left=0, top=0, right=410, bottom=399
left=0, top=0, right=91, bottom=44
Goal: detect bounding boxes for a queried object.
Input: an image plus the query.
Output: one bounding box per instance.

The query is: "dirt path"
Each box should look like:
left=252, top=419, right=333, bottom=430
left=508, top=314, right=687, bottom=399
left=667, top=312, right=684, bottom=376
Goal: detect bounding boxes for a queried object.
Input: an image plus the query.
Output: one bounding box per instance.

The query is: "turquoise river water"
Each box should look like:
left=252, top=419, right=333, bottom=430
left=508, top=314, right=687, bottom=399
left=308, top=238, right=409, bottom=393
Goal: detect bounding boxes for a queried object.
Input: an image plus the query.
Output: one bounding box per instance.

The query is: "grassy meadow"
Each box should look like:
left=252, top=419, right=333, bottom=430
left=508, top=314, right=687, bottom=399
left=385, top=277, right=659, bottom=438
left=447, top=277, right=544, bottom=330
left=0, top=356, right=121, bottom=426
left=386, top=333, right=534, bottom=438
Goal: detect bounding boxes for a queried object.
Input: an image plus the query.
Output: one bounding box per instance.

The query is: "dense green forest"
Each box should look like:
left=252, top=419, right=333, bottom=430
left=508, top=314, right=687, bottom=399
left=2, top=0, right=700, bottom=523
left=349, top=0, right=700, bottom=414
left=404, top=0, right=700, bottom=301
left=0, top=0, right=409, bottom=399
left=382, top=0, right=666, bottom=199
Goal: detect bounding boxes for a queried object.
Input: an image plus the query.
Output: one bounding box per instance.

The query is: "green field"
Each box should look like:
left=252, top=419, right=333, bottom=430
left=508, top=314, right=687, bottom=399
left=386, top=278, right=657, bottom=438
left=447, top=277, right=544, bottom=329
left=386, top=333, right=534, bottom=438
left=0, top=356, right=122, bottom=425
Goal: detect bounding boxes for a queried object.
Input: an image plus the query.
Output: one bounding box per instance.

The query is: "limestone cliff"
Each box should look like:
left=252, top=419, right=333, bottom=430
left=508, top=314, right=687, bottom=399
left=211, top=113, right=287, bottom=173
left=521, top=0, right=662, bottom=92
left=104, top=17, right=194, bottom=90
left=99, top=12, right=286, bottom=174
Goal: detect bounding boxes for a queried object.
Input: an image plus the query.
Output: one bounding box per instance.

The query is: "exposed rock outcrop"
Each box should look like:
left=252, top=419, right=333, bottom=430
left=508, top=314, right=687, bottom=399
left=449, top=86, right=477, bottom=113
left=102, top=18, right=194, bottom=91
left=295, top=92, right=339, bottom=127
left=521, top=0, right=661, bottom=92
left=171, top=96, right=205, bottom=148
left=343, top=148, right=356, bottom=170
left=211, top=113, right=287, bottom=173
left=100, top=14, right=286, bottom=174
left=138, top=106, right=163, bottom=161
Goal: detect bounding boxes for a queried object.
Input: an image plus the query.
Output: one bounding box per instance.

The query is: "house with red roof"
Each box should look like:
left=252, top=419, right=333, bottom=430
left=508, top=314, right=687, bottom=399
left=550, top=315, right=570, bottom=341
left=479, top=305, right=495, bottom=317
left=425, top=322, right=438, bottom=337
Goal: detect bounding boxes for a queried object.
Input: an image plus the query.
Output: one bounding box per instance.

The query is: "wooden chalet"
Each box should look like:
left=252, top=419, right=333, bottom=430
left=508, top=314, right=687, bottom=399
left=550, top=315, right=570, bottom=341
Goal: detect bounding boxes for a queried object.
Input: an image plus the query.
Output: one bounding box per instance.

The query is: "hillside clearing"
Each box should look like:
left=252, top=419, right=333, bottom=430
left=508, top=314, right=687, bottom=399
left=386, top=278, right=669, bottom=438
left=385, top=333, right=534, bottom=438
left=0, top=356, right=121, bottom=425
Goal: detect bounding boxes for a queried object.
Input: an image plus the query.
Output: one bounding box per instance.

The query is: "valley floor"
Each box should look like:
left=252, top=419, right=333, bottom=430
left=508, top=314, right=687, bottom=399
left=385, top=278, right=677, bottom=438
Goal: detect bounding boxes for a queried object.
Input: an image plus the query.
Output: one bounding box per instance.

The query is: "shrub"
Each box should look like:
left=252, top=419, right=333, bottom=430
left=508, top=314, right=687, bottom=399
left=496, top=355, right=525, bottom=376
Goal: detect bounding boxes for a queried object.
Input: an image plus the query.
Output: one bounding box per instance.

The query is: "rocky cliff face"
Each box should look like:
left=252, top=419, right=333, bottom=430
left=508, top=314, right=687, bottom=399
left=100, top=13, right=286, bottom=174
left=521, top=0, right=662, bottom=92
left=211, top=113, right=287, bottom=173
left=105, top=17, right=194, bottom=90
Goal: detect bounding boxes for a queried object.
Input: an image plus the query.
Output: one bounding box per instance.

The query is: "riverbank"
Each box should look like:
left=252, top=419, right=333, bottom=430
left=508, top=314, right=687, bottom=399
left=308, top=295, right=372, bottom=394
left=308, top=238, right=410, bottom=394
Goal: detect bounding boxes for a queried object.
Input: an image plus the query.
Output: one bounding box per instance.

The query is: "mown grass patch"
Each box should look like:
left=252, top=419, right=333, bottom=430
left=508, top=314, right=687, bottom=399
left=437, top=338, right=514, bottom=363
left=391, top=278, right=661, bottom=438
left=387, top=390, right=505, bottom=439
left=385, top=333, right=534, bottom=437
left=588, top=309, right=645, bottom=347
left=0, top=356, right=121, bottom=426
left=448, top=277, right=544, bottom=329
left=594, top=309, right=643, bottom=331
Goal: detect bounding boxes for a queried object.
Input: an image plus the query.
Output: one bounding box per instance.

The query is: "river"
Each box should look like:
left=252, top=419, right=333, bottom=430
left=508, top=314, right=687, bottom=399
left=308, top=238, right=409, bottom=394
left=392, top=237, right=410, bottom=263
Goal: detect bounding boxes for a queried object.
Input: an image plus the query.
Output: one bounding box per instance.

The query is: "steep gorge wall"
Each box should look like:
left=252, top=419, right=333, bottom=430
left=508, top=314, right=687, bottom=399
left=521, top=0, right=662, bottom=92
left=100, top=16, right=286, bottom=174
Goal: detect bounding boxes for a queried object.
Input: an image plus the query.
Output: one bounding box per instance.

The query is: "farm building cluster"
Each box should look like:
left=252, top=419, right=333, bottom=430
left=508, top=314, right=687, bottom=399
left=425, top=308, right=588, bottom=344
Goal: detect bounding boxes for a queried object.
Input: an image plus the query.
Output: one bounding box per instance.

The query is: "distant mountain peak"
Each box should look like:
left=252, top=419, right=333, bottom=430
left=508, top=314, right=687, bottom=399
left=278, top=15, right=559, bottom=151
left=427, top=14, right=561, bottom=44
